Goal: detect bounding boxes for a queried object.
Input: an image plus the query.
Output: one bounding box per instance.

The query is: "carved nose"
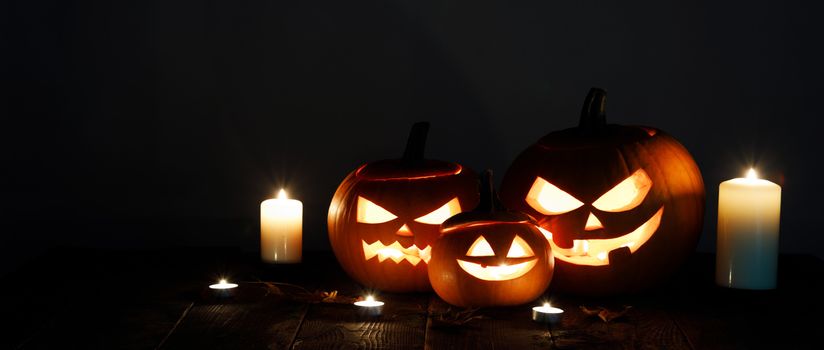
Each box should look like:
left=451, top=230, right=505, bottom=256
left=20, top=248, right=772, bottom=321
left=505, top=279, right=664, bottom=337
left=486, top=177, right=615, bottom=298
left=396, top=224, right=413, bottom=237
left=584, top=213, right=603, bottom=231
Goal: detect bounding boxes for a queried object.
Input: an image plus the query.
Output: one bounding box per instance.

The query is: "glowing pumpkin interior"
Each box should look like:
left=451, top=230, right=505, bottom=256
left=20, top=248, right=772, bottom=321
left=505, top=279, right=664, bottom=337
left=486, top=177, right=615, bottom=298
left=527, top=169, right=663, bottom=266
left=456, top=235, right=539, bottom=281
left=357, top=195, right=461, bottom=265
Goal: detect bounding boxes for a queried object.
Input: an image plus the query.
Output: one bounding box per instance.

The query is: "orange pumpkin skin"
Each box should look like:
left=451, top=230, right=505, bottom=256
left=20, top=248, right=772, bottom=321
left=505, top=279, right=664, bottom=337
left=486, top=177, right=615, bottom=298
left=429, top=222, right=553, bottom=307
left=500, top=88, right=705, bottom=296
left=429, top=171, right=554, bottom=307
left=328, top=123, right=479, bottom=292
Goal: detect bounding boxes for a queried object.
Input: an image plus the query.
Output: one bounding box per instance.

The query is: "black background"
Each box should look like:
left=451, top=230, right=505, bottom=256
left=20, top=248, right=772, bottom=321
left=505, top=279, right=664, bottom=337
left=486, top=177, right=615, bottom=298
left=3, top=0, right=823, bottom=276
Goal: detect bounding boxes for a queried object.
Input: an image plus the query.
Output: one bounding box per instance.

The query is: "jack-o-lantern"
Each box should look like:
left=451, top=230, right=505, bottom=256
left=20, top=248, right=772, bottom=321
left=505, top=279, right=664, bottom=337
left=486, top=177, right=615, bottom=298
left=429, top=170, right=554, bottom=307
left=500, top=88, right=705, bottom=296
left=328, top=122, right=479, bottom=292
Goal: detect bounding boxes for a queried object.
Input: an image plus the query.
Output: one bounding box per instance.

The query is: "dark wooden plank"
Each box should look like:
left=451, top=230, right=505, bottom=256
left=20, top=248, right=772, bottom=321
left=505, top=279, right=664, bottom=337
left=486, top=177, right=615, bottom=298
left=539, top=293, right=692, bottom=350
left=667, top=254, right=824, bottom=349
left=292, top=293, right=430, bottom=350
left=424, top=296, right=552, bottom=350
left=7, top=246, right=823, bottom=349
left=19, top=299, right=194, bottom=349
left=5, top=249, right=204, bottom=349
left=160, top=283, right=309, bottom=349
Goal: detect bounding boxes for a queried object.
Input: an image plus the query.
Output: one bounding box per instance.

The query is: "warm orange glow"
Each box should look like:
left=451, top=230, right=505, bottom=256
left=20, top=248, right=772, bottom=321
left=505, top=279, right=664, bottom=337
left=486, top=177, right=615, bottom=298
left=357, top=196, right=397, bottom=224
left=538, top=226, right=553, bottom=241
left=584, top=213, right=603, bottom=230
left=415, top=197, right=461, bottom=225
left=592, top=169, right=652, bottom=212
left=467, top=236, right=495, bottom=257
left=277, top=189, right=288, bottom=200
left=396, top=223, right=413, bottom=236
left=506, top=235, right=534, bottom=258
left=458, top=235, right=537, bottom=281
left=547, top=207, right=664, bottom=266
left=354, top=163, right=463, bottom=180
left=746, top=168, right=757, bottom=179
left=457, top=259, right=538, bottom=281
left=362, top=240, right=431, bottom=265
left=526, top=177, right=584, bottom=215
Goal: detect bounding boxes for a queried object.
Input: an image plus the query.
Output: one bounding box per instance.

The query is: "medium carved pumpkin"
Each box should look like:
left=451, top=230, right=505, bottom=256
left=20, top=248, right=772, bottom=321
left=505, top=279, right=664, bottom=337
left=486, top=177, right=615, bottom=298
left=328, top=122, right=479, bottom=292
left=429, top=170, right=554, bottom=307
left=500, top=88, right=705, bottom=296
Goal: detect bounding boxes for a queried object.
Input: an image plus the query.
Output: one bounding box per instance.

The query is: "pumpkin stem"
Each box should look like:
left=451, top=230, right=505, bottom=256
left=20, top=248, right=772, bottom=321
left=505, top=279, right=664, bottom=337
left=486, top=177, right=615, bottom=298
left=402, top=122, right=430, bottom=162
left=578, top=87, right=607, bottom=132
left=478, top=169, right=504, bottom=213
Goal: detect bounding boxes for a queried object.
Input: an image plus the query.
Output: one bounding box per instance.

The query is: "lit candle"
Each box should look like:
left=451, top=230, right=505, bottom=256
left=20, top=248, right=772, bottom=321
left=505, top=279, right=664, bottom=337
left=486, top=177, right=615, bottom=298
left=209, top=279, right=239, bottom=298
left=716, top=168, right=782, bottom=289
left=532, top=302, right=564, bottom=324
left=261, top=189, right=303, bottom=263
left=354, top=295, right=384, bottom=317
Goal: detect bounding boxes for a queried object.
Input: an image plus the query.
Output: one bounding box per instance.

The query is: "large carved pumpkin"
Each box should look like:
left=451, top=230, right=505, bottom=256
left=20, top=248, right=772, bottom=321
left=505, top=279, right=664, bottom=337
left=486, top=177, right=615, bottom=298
left=328, top=122, right=479, bottom=292
left=500, top=88, right=705, bottom=296
left=429, top=170, right=554, bottom=307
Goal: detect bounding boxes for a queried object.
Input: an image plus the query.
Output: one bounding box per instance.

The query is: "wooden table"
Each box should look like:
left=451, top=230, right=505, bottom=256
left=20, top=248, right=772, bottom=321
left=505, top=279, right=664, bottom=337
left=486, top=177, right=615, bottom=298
left=4, top=247, right=822, bottom=349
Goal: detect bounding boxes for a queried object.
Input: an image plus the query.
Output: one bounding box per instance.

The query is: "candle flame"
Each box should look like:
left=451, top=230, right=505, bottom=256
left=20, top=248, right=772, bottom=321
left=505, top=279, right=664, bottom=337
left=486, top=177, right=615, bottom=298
left=366, top=295, right=375, bottom=302
left=746, top=168, right=757, bottom=180
left=277, top=189, right=287, bottom=199
left=543, top=302, right=550, bottom=308
left=219, top=279, right=227, bottom=284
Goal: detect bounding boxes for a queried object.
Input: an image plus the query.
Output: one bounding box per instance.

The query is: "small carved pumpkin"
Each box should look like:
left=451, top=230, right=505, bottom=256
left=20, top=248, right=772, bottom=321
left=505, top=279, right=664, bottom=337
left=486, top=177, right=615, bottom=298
left=500, top=88, right=705, bottom=296
left=328, top=122, right=479, bottom=292
left=429, top=171, right=554, bottom=307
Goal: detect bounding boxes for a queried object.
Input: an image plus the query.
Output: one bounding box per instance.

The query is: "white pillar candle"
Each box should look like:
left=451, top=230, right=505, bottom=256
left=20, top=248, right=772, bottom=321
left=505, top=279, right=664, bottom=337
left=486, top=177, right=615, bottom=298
left=261, top=189, right=303, bottom=263
left=715, top=169, right=781, bottom=289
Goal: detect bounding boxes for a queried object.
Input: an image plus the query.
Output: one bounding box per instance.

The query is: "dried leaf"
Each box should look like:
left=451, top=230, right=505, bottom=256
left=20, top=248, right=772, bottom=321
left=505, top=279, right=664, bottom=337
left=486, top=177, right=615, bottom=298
left=598, top=306, right=632, bottom=322
left=253, top=281, right=362, bottom=305
left=429, top=307, right=486, bottom=327
left=294, top=290, right=362, bottom=304
left=579, top=305, right=603, bottom=316
left=262, top=282, right=285, bottom=297
left=579, top=305, right=633, bottom=323
left=320, top=290, right=362, bottom=304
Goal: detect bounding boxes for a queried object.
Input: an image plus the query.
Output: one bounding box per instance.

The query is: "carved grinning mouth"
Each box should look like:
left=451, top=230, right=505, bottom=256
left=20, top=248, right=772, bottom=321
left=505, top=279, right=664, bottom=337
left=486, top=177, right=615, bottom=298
left=362, top=240, right=432, bottom=266
left=456, top=259, right=538, bottom=281
left=540, top=207, right=664, bottom=266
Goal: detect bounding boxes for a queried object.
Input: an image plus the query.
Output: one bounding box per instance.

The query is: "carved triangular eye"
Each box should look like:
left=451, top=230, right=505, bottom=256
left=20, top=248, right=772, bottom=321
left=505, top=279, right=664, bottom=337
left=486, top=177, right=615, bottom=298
left=415, top=197, right=461, bottom=225
left=506, top=235, right=535, bottom=258
left=357, top=196, right=397, bottom=224
left=592, top=169, right=652, bottom=212
left=466, top=236, right=495, bottom=257
left=525, top=177, right=584, bottom=215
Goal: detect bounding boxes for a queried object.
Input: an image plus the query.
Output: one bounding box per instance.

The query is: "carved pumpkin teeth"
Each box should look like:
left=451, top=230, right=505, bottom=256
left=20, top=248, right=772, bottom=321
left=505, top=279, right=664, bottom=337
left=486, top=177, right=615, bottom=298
left=362, top=240, right=432, bottom=266
left=546, top=207, right=664, bottom=266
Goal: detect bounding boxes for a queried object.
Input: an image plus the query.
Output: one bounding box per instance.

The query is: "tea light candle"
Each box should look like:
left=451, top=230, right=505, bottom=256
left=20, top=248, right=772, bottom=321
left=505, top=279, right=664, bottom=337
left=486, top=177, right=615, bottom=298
left=354, top=295, right=384, bottom=317
left=209, top=279, right=239, bottom=298
left=532, top=302, right=564, bottom=324
left=716, top=168, right=782, bottom=289
left=261, top=189, right=303, bottom=263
